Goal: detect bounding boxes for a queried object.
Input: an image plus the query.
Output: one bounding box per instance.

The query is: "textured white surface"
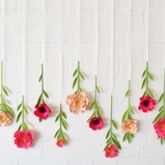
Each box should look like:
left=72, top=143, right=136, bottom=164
left=0, top=0, right=165, bottom=164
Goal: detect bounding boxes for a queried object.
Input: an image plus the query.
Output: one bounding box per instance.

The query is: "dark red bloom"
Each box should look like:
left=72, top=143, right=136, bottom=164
left=89, top=117, right=104, bottom=130
left=138, top=96, right=156, bottom=113
left=56, top=139, right=65, bottom=148
left=14, top=130, right=34, bottom=149
left=34, top=103, right=51, bottom=120
left=105, top=145, right=118, bottom=158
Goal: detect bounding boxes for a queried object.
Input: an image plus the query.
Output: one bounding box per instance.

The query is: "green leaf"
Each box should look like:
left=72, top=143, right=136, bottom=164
left=61, top=119, right=68, bottom=130
left=142, top=70, right=146, bottom=77
left=125, top=89, right=130, bottom=97
left=112, top=120, right=118, bottom=129
left=73, top=69, right=78, bottom=77
left=62, top=111, right=67, bottom=119
left=141, top=78, right=146, bottom=89
left=55, top=114, right=60, bottom=122
left=122, top=111, right=129, bottom=123
left=96, top=86, right=100, bottom=93
left=153, top=110, right=165, bottom=123
left=54, top=129, right=60, bottom=138
left=17, top=103, right=22, bottom=111
left=80, top=72, right=85, bottom=80
left=158, top=93, right=164, bottom=103
left=72, top=77, right=78, bottom=89
left=36, top=94, right=42, bottom=107
left=39, top=74, right=43, bottom=82
left=2, top=86, right=9, bottom=96
left=112, top=137, right=121, bottom=149
left=90, top=101, right=95, bottom=109
left=148, top=72, right=154, bottom=80
left=43, top=90, right=49, bottom=98
left=123, top=133, right=128, bottom=142
left=105, top=129, right=111, bottom=139
left=16, top=111, right=22, bottom=123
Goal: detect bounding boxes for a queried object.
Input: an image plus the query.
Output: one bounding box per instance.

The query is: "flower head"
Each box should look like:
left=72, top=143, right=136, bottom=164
left=56, top=139, right=65, bottom=148
left=0, top=111, right=13, bottom=126
left=66, top=92, right=90, bottom=114
left=105, top=145, right=118, bottom=158
left=89, top=117, right=104, bottom=130
left=121, top=119, right=138, bottom=134
left=138, top=96, right=156, bottom=113
left=14, top=130, right=34, bottom=149
left=154, top=118, right=165, bottom=138
left=34, top=103, right=51, bottom=120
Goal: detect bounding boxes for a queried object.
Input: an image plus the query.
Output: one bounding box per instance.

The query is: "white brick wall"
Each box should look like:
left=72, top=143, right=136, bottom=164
left=0, top=0, right=165, bottom=164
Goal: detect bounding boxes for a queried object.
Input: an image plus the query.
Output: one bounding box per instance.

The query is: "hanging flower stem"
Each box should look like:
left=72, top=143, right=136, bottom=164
left=0, top=61, right=14, bottom=117
left=88, top=76, right=102, bottom=121
left=17, top=95, right=29, bottom=130
left=104, top=96, right=121, bottom=151
left=153, top=69, right=165, bottom=144
left=121, top=80, right=137, bottom=143
left=141, top=62, right=154, bottom=97
left=72, top=61, right=85, bottom=94
left=36, top=64, right=49, bottom=107
left=54, top=104, right=68, bottom=146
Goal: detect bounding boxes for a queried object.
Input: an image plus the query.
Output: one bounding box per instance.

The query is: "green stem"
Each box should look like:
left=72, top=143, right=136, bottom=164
left=128, top=80, right=131, bottom=106
left=110, top=95, right=113, bottom=132
left=41, top=64, right=44, bottom=101
left=59, top=104, right=62, bottom=138
left=146, top=62, right=149, bottom=93
left=94, top=76, right=97, bottom=100
left=77, top=61, right=80, bottom=92
left=22, top=95, right=25, bottom=123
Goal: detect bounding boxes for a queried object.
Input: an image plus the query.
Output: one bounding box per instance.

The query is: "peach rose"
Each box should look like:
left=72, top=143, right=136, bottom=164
left=66, top=92, right=90, bottom=114
left=121, top=119, right=138, bottom=134
left=0, top=111, right=13, bottom=126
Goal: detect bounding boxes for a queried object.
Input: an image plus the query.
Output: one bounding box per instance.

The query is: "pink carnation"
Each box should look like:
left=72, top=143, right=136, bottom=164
left=154, top=118, right=165, bottom=138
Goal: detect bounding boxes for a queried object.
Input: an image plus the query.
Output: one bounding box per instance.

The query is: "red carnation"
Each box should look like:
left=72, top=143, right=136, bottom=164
left=138, top=96, right=156, bottom=113
left=154, top=118, right=165, bottom=138
left=34, top=103, right=51, bottom=120
left=14, top=130, right=34, bottom=149
left=89, top=117, right=104, bottom=130
left=56, top=139, right=65, bottom=148
left=105, top=145, right=118, bottom=158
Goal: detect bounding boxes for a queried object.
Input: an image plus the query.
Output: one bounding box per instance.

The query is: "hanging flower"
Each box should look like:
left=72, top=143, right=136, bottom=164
left=88, top=76, right=104, bottom=130
left=89, top=117, right=104, bottom=131
left=0, top=111, right=13, bottom=126
left=34, top=103, right=51, bottom=120
left=0, top=61, right=14, bottom=126
left=121, top=119, right=138, bottom=134
left=56, top=139, right=65, bottom=148
left=54, top=104, right=68, bottom=148
left=153, top=71, right=165, bottom=144
left=14, top=96, right=35, bottom=149
left=34, top=64, right=51, bottom=121
left=138, top=96, right=156, bottom=113
left=104, top=96, right=121, bottom=158
left=14, top=130, right=34, bottom=149
left=121, top=80, right=137, bottom=143
left=67, top=92, right=90, bottom=114
left=139, top=62, right=156, bottom=113
left=66, top=61, right=90, bottom=114
left=154, top=118, right=165, bottom=139
left=105, top=145, right=118, bottom=158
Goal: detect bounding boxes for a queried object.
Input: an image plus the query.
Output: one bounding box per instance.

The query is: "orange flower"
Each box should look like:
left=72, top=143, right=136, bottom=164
left=121, top=119, right=138, bottom=134
left=66, top=92, right=90, bottom=114
left=0, top=111, right=13, bottom=126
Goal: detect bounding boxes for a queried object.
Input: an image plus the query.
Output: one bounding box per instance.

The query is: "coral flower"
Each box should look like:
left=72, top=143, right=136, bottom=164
left=56, top=139, right=65, bottom=148
left=121, top=119, right=138, bottom=134
left=0, top=111, right=13, bottom=126
left=34, top=103, right=51, bottom=120
left=66, top=92, right=90, bottom=114
left=105, top=145, right=118, bottom=158
left=14, top=130, right=34, bottom=149
left=138, top=96, right=156, bottom=113
left=154, top=118, right=165, bottom=138
left=89, top=117, right=104, bottom=130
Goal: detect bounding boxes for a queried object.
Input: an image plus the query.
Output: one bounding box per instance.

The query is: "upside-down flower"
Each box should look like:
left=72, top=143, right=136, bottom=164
left=105, top=145, right=118, bottom=158
left=89, top=117, right=104, bottom=131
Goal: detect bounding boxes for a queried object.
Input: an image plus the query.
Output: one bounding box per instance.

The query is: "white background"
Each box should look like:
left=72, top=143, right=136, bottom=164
left=0, top=0, right=165, bottom=165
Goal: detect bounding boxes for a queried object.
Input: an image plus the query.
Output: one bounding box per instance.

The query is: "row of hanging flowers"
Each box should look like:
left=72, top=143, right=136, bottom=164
left=1, top=59, right=165, bottom=157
